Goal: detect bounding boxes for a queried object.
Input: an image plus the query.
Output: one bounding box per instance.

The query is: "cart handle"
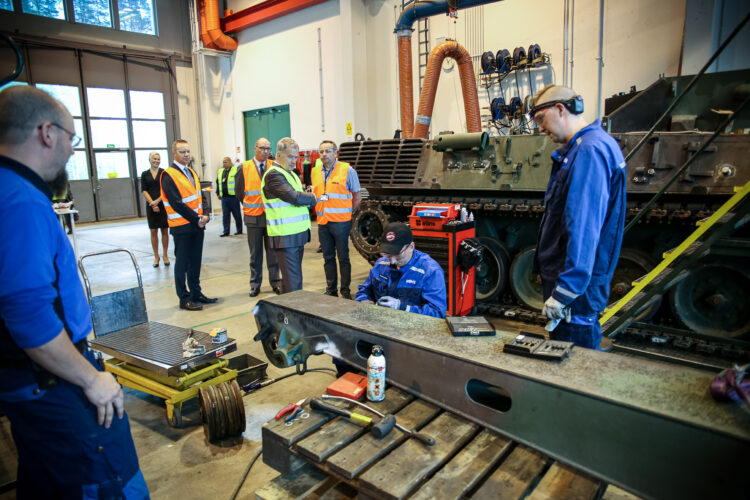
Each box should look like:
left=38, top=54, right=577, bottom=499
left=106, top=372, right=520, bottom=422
left=78, top=248, right=143, bottom=303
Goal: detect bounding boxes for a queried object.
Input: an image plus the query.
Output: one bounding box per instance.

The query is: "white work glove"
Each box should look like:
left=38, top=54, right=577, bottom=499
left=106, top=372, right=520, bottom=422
left=542, top=296, right=571, bottom=332
left=542, top=296, right=569, bottom=320
left=317, top=194, right=328, bottom=203
left=377, top=296, right=401, bottom=310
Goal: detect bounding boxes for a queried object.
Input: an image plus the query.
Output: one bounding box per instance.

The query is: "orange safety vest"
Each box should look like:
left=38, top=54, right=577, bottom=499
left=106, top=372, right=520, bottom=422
left=241, top=160, right=265, bottom=216
left=160, top=165, right=203, bottom=227
left=311, top=160, right=353, bottom=225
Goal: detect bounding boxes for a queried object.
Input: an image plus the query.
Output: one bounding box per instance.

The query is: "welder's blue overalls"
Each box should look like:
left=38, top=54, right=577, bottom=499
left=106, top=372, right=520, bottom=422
left=534, top=122, right=626, bottom=349
left=0, top=157, right=149, bottom=499
left=356, top=249, right=447, bottom=318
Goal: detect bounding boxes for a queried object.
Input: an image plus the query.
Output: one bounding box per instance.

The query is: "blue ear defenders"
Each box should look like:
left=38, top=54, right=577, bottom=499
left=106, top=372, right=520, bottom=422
left=565, top=95, right=584, bottom=114
left=529, top=95, right=584, bottom=118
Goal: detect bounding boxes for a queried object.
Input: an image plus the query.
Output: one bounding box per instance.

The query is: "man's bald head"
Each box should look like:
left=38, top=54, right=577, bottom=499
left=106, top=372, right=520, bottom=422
left=0, top=86, right=70, bottom=146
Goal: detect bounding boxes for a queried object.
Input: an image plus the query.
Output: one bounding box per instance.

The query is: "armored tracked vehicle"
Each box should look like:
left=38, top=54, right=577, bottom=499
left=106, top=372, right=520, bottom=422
left=343, top=70, right=750, bottom=341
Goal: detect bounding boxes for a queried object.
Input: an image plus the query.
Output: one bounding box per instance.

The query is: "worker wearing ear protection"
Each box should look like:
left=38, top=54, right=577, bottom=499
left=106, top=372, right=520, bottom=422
left=528, top=85, right=626, bottom=349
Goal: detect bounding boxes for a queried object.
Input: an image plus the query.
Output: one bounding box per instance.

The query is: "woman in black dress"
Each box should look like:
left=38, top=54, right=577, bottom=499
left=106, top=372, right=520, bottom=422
left=141, top=152, right=170, bottom=267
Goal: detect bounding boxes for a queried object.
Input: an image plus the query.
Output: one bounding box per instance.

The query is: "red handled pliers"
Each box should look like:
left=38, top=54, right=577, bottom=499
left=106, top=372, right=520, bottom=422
left=276, top=397, right=308, bottom=422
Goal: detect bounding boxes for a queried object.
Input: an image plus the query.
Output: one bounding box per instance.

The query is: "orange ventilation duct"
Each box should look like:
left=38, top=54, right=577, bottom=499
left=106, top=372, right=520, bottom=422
left=397, top=31, right=414, bottom=139
left=412, top=40, right=481, bottom=139
left=199, top=0, right=217, bottom=49
left=202, top=0, right=238, bottom=51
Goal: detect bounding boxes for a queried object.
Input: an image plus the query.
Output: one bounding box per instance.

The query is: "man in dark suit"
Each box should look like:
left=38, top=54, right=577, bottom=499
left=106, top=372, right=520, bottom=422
left=234, top=137, right=281, bottom=297
left=160, top=139, right=218, bottom=310
left=261, top=137, right=317, bottom=293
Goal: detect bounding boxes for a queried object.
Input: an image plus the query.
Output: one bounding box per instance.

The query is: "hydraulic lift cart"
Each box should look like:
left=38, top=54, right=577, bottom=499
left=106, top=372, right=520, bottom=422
left=78, top=248, right=240, bottom=427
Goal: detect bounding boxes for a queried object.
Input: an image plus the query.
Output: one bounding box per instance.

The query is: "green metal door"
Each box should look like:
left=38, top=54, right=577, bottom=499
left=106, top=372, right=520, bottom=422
left=243, top=105, right=291, bottom=158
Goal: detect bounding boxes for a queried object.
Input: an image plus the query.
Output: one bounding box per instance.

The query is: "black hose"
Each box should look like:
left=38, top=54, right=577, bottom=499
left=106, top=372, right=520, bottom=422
left=229, top=446, right=262, bottom=500
left=242, top=367, right=337, bottom=395
left=0, top=33, right=24, bottom=87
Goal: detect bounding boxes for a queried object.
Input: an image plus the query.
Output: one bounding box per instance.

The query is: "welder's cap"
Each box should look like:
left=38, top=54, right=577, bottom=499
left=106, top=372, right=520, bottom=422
left=528, top=84, right=579, bottom=118
left=379, top=222, right=413, bottom=255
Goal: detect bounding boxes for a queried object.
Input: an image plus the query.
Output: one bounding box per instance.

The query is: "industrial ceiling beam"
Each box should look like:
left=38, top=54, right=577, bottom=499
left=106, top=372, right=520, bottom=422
left=221, top=0, right=328, bottom=34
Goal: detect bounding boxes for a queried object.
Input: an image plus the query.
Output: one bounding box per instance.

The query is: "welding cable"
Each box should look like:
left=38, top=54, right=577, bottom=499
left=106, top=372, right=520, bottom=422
left=229, top=446, right=263, bottom=500
left=241, top=367, right=337, bottom=395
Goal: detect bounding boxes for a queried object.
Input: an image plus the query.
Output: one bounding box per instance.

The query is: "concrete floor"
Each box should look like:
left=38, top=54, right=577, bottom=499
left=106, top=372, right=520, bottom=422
left=0, top=215, right=374, bottom=499
left=0, top=215, right=541, bottom=499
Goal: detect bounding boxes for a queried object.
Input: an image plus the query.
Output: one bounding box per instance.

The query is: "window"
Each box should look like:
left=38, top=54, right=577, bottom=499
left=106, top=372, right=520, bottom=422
left=21, top=0, right=65, bottom=19
left=95, top=151, right=130, bottom=179
left=119, top=0, right=156, bottom=35
left=36, top=84, right=89, bottom=181
left=129, top=90, right=167, bottom=175
left=16, top=0, right=156, bottom=34
left=129, top=90, right=164, bottom=119
left=0, top=0, right=13, bottom=11
left=73, top=0, right=112, bottom=28
left=87, top=87, right=126, bottom=118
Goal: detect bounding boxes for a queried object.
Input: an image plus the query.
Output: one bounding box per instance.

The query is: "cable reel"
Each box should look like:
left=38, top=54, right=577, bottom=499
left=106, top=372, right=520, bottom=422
left=490, top=97, right=506, bottom=121
left=509, top=96, right=523, bottom=117
left=480, top=51, right=496, bottom=73
left=527, top=44, right=542, bottom=67
left=512, top=46, right=527, bottom=68
left=496, top=49, right=511, bottom=73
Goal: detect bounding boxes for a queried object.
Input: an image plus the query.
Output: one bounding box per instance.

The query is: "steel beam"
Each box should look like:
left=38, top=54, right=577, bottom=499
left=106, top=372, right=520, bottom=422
left=254, top=291, right=750, bottom=500
left=221, top=0, right=328, bottom=34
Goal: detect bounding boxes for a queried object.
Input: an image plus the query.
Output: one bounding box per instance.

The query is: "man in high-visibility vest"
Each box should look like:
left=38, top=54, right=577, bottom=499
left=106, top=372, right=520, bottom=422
left=261, top=137, right=317, bottom=293
left=311, top=140, right=361, bottom=299
left=160, top=139, right=218, bottom=311
left=216, top=156, right=242, bottom=237
left=234, top=137, right=282, bottom=297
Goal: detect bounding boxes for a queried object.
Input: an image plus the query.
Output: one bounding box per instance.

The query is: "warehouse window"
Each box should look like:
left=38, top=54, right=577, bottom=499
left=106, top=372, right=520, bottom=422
left=0, top=0, right=12, bottom=11
left=36, top=83, right=89, bottom=181
left=15, top=0, right=156, bottom=35
left=21, top=0, right=65, bottom=19
left=73, top=0, right=112, bottom=28
left=119, top=0, right=156, bottom=35
left=130, top=90, right=167, bottom=175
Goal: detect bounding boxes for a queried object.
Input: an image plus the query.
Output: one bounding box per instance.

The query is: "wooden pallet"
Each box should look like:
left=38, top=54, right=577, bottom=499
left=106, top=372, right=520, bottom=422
left=257, top=388, right=641, bottom=500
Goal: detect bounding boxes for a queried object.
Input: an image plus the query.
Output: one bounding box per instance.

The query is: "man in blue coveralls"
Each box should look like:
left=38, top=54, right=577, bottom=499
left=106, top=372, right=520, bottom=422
left=0, top=86, right=149, bottom=498
left=529, top=84, right=626, bottom=349
left=356, top=222, right=447, bottom=319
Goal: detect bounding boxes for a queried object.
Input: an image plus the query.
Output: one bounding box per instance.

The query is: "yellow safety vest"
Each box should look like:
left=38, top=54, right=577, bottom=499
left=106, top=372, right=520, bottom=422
left=261, top=165, right=311, bottom=237
left=216, top=165, right=239, bottom=197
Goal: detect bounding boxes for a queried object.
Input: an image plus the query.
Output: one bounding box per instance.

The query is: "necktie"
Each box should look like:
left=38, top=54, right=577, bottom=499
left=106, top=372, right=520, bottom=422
left=183, top=167, right=195, bottom=187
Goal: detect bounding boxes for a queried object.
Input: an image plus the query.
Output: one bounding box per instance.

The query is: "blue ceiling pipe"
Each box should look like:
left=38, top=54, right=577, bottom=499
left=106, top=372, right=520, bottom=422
left=395, top=0, right=502, bottom=32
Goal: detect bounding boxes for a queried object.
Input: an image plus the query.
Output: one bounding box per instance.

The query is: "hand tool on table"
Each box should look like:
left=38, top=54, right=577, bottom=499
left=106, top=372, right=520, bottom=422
left=310, top=398, right=397, bottom=439
left=321, top=394, right=436, bottom=445
left=276, top=397, right=308, bottom=422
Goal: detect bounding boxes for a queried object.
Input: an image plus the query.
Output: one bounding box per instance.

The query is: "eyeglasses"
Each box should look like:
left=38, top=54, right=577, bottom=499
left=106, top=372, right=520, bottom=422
left=256, top=146, right=271, bottom=151
left=44, top=123, right=82, bottom=148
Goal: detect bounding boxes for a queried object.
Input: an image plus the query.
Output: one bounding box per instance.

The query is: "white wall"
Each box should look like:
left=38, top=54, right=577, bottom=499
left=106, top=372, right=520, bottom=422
left=202, top=0, right=748, bottom=162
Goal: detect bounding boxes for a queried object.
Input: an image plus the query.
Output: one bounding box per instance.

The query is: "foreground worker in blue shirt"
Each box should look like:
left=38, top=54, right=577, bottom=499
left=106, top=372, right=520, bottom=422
left=529, top=85, right=626, bottom=349
left=0, top=86, right=149, bottom=498
left=356, top=222, right=447, bottom=318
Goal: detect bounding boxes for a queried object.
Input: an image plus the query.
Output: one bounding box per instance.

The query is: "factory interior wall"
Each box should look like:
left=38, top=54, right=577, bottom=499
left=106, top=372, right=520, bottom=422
left=214, top=0, right=750, bottom=156
left=425, top=0, right=688, bottom=132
